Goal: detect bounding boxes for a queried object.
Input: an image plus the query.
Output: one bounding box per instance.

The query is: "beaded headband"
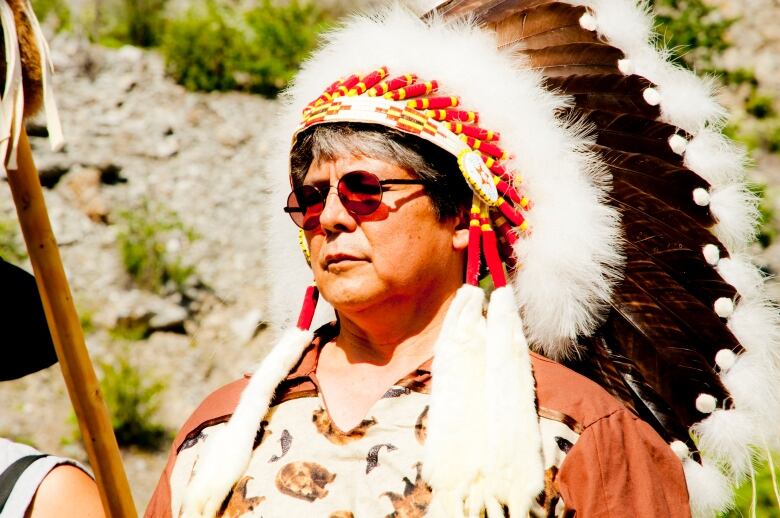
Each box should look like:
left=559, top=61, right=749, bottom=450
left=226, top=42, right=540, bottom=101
left=291, top=67, right=532, bottom=321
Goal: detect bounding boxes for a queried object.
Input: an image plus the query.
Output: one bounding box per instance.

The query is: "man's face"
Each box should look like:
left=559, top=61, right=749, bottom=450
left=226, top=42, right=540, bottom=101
left=303, top=155, right=468, bottom=315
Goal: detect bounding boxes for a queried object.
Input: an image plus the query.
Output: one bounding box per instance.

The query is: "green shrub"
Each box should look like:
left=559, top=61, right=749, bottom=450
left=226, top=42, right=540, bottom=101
left=160, top=2, right=246, bottom=92
left=99, top=355, right=168, bottom=448
left=161, top=0, right=332, bottom=96
left=89, top=0, right=169, bottom=47
left=0, top=217, right=27, bottom=265
left=64, top=353, right=168, bottom=449
left=116, top=200, right=197, bottom=294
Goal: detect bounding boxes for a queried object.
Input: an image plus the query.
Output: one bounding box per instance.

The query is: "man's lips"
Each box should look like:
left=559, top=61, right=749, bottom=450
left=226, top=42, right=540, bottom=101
left=323, top=254, right=365, bottom=267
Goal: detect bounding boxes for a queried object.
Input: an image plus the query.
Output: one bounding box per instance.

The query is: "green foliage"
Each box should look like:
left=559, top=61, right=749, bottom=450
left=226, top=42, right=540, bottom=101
left=92, top=0, right=169, bottom=47
left=159, top=2, right=245, bottom=92
left=116, top=200, right=197, bottom=295
left=161, top=0, right=332, bottom=96
left=99, top=355, right=168, bottom=448
left=31, top=0, right=71, bottom=32
left=652, top=0, right=735, bottom=71
left=240, top=0, right=332, bottom=96
left=747, top=183, right=777, bottom=248
left=0, top=217, right=28, bottom=265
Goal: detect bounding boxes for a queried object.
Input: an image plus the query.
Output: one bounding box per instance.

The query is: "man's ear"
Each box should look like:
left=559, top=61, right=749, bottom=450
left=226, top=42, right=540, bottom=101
left=452, top=210, right=470, bottom=252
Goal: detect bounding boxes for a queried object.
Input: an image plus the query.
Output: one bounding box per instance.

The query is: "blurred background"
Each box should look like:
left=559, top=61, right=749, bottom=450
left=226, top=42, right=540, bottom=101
left=0, top=0, right=777, bottom=514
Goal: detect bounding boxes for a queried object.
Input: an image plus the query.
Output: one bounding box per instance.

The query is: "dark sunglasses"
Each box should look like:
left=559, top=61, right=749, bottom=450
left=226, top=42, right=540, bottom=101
left=284, top=170, right=426, bottom=230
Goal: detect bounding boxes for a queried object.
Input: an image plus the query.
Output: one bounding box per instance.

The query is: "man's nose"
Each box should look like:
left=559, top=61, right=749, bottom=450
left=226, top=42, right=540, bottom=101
left=318, top=188, right=358, bottom=233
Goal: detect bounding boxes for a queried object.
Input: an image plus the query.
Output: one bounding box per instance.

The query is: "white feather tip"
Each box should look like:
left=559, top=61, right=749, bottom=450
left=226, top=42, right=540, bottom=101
left=643, top=87, right=661, bottom=106
left=714, top=297, right=734, bottom=318
left=696, top=393, right=718, bottom=414
left=670, top=440, right=690, bottom=460
left=669, top=133, right=689, bottom=155
left=702, top=244, right=720, bottom=265
left=715, top=349, right=737, bottom=371
left=578, top=13, right=598, bottom=32
left=693, top=187, right=711, bottom=207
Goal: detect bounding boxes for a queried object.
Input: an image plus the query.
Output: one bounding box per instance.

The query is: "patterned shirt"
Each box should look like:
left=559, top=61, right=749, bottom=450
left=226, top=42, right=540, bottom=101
left=147, top=324, right=690, bottom=517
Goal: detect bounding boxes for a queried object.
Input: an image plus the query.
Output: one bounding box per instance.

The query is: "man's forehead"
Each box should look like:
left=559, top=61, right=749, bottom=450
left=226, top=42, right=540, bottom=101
left=304, top=155, right=409, bottom=181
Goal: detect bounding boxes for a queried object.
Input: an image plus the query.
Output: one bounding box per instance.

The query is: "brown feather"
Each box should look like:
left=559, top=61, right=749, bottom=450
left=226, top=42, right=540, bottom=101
left=546, top=74, right=661, bottom=118
left=609, top=180, right=716, bottom=246
left=522, top=43, right=623, bottom=76
left=491, top=3, right=598, bottom=50
left=599, top=149, right=713, bottom=226
left=609, top=274, right=732, bottom=424
left=573, top=108, right=688, bottom=165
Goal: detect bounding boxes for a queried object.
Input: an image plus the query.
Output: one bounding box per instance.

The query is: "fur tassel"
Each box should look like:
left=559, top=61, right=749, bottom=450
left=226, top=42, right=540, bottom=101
left=424, top=284, right=487, bottom=516
left=483, top=286, right=544, bottom=516
left=683, top=457, right=734, bottom=518
left=721, top=353, right=780, bottom=446
left=691, top=409, right=756, bottom=481
left=180, top=327, right=313, bottom=518
left=710, top=183, right=760, bottom=251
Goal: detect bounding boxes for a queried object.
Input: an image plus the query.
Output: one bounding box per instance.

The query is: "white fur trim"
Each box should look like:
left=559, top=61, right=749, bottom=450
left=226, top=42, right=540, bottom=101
left=483, top=286, right=544, bottom=516
left=715, top=349, right=737, bottom=371
left=670, top=440, right=689, bottom=461
left=692, top=409, right=756, bottom=480
left=692, top=187, right=710, bottom=206
left=695, top=393, right=717, bottom=414
left=710, top=183, right=759, bottom=252
left=578, top=12, right=598, bottom=32
left=716, top=256, right=764, bottom=299
left=702, top=244, right=720, bottom=266
left=180, top=327, right=313, bottom=518
left=714, top=297, right=734, bottom=318
left=683, top=457, right=734, bottom=518
left=642, top=87, right=661, bottom=106
left=684, top=129, right=748, bottom=187
left=722, top=351, right=780, bottom=435
left=266, top=6, right=623, bottom=358
left=424, top=284, right=487, bottom=514
left=669, top=134, right=688, bottom=155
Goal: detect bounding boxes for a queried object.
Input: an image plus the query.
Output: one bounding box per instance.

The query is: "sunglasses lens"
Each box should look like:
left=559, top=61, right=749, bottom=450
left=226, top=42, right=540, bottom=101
left=286, top=185, right=323, bottom=230
left=339, top=171, right=382, bottom=215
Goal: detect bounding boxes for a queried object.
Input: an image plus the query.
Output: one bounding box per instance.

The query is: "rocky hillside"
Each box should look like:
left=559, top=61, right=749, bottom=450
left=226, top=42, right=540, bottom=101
left=1, top=3, right=778, bottom=512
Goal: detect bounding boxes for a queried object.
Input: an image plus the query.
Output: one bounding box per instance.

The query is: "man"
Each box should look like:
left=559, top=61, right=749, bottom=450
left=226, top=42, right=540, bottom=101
left=148, top=3, right=778, bottom=517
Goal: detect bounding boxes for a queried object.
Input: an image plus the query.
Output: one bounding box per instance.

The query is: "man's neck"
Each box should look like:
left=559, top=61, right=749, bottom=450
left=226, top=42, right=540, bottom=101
left=331, top=288, right=458, bottom=367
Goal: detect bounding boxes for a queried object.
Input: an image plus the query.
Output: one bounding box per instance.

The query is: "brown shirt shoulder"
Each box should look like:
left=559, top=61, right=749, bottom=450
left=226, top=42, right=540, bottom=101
left=530, top=352, right=691, bottom=518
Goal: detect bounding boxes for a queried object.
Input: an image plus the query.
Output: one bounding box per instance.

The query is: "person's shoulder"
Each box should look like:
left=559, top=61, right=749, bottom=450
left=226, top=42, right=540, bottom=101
left=530, top=352, right=626, bottom=430
left=172, top=377, right=250, bottom=453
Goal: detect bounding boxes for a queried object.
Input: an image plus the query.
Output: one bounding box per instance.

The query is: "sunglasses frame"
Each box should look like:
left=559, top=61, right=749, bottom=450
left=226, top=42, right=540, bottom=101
left=284, top=170, right=426, bottom=230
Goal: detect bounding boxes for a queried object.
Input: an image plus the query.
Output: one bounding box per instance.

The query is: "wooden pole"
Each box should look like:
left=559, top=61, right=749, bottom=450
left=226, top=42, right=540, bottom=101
left=6, top=128, right=137, bottom=517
